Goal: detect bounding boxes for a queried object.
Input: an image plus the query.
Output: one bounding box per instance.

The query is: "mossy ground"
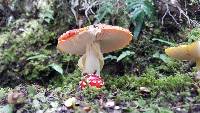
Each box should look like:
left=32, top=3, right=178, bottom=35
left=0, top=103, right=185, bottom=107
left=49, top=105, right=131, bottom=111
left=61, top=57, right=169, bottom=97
left=1, top=0, right=200, bottom=113
left=0, top=67, right=199, bottom=113
left=1, top=21, right=200, bottom=112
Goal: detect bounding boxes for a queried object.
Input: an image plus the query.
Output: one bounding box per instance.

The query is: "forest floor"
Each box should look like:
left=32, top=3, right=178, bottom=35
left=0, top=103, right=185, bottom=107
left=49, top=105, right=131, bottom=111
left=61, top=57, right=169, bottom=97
left=1, top=0, right=200, bottom=113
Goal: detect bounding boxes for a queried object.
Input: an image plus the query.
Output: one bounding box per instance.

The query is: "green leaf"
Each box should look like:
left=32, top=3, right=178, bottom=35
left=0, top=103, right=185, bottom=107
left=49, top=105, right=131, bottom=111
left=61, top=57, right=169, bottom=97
left=0, top=104, right=14, bottom=113
left=159, top=54, right=172, bottom=63
left=134, top=99, right=146, bottom=108
left=27, top=85, right=36, bottom=97
left=27, top=54, right=48, bottom=60
left=127, top=1, right=140, bottom=8
left=127, top=3, right=140, bottom=11
left=143, top=109, right=155, bottom=113
left=104, top=55, right=117, bottom=60
left=127, top=0, right=155, bottom=38
left=117, top=51, right=135, bottom=62
left=158, top=107, right=173, bottom=113
left=96, top=3, right=113, bottom=22
left=131, top=7, right=143, bottom=20
left=152, top=52, right=160, bottom=58
left=49, top=63, right=63, bottom=75
left=134, top=19, right=143, bottom=38
left=153, top=52, right=172, bottom=63
left=152, top=38, right=176, bottom=46
left=143, top=1, right=154, bottom=18
left=0, top=88, right=6, bottom=100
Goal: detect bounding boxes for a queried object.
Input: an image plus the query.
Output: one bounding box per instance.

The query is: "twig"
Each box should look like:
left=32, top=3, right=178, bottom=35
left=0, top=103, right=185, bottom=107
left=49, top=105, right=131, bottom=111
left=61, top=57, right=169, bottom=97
left=79, top=0, right=102, bottom=23
left=161, top=4, right=169, bottom=25
left=70, top=0, right=79, bottom=23
left=84, top=1, right=98, bottom=23
left=177, top=6, right=190, bottom=25
left=161, top=0, right=200, bottom=27
left=162, top=4, right=179, bottom=25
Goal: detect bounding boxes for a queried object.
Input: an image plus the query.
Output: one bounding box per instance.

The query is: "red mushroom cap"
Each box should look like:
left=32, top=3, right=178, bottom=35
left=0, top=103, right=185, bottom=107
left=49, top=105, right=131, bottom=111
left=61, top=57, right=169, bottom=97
left=57, top=24, right=132, bottom=55
left=79, top=74, right=104, bottom=89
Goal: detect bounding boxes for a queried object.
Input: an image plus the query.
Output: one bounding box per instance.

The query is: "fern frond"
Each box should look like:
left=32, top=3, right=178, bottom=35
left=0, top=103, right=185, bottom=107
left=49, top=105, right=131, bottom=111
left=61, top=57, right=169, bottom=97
left=127, top=0, right=154, bottom=21
left=95, top=1, right=114, bottom=22
left=126, top=0, right=155, bottom=38
left=95, top=0, right=155, bottom=38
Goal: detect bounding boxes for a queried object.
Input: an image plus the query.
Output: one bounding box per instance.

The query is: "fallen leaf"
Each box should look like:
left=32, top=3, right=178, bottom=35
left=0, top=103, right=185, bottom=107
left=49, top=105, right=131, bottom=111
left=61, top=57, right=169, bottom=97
left=104, top=100, right=115, bottom=108
left=64, top=97, right=76, bottom=108
left=83, top=106, right=91, bottom=112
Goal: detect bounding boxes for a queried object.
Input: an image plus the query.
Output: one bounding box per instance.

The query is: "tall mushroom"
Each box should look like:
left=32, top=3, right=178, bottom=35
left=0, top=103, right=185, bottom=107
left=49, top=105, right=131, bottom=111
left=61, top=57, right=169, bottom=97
left=57, top=24, right=132, bottom=88
left=165, top=41, right=200, bottom=70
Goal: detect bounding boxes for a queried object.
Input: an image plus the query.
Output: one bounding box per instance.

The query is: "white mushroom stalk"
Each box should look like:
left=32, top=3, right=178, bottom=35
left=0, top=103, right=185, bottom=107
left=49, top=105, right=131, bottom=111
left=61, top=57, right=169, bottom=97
left=78, top=42, right=104, bottom=75
left=78, top=27, right=104, bottom=75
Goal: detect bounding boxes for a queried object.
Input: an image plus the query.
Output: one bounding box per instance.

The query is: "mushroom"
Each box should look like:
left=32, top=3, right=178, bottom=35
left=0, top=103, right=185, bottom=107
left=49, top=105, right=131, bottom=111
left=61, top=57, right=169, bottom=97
left=79, top=73, right=104, bottom=89
left=165, top=41, right=200, bottom=70
left=7, top=91, right=25, bottom=104
left=57, top=24, right=132, bottom=88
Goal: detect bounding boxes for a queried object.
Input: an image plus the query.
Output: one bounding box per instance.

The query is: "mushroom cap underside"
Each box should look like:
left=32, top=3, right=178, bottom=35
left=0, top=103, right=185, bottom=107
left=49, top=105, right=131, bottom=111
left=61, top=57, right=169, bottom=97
left=57, top=24, right=132, bottom=55
left=165, top=41, right=200, bottom=61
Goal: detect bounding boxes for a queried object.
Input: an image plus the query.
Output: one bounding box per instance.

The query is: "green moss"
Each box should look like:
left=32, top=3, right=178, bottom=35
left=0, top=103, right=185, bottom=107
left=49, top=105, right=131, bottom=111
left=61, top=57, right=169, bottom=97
left=0, top=32, right=9, bottom=47
left=138, top=69, right=192, bottom=92
left=154, top=73, right=192, bottom=91
left=116, top=90, right=137, bottom=101
left=80, top=87, right=107, bottom=101
left=51, top=69, right=81, bottom=92
left=137, top=68, right=157, bottom=86
left=0, top=88, right=9, bottom=100
left=105, top=68, right=192, bottom=94
left=104, top=75, right=136, bottom=90
left=0, top=19, right=67, bottom=82
left=187, top=27, right=200, bottom=43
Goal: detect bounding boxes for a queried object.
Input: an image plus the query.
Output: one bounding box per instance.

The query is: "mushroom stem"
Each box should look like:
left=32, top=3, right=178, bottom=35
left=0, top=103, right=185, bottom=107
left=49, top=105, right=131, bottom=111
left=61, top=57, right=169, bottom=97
left=78, top=42, right=104, bottom=75
left=196, top=59, right=200, bottom=70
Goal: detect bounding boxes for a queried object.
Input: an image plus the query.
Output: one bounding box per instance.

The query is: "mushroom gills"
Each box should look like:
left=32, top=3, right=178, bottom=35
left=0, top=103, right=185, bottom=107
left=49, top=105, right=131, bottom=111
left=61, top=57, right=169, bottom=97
left=78, top=42, right=104, bottom=75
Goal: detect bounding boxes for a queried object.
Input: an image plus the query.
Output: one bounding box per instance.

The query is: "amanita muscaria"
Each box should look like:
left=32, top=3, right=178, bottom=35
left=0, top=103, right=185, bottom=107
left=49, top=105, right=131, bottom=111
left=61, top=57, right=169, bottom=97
left=165, top=41, right=200, bottom=70
left=57, top=24, right=132, bottom=89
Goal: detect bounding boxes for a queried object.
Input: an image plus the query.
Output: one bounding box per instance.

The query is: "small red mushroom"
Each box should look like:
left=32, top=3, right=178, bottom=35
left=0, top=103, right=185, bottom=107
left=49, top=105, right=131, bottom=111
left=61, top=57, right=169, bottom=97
left=79, top=73, right=104, bottom=89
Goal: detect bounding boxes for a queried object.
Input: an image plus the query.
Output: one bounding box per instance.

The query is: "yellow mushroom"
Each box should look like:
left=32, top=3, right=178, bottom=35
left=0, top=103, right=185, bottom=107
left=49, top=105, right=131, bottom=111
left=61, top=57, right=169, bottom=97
left=165, top=41, right=200, bottom=69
